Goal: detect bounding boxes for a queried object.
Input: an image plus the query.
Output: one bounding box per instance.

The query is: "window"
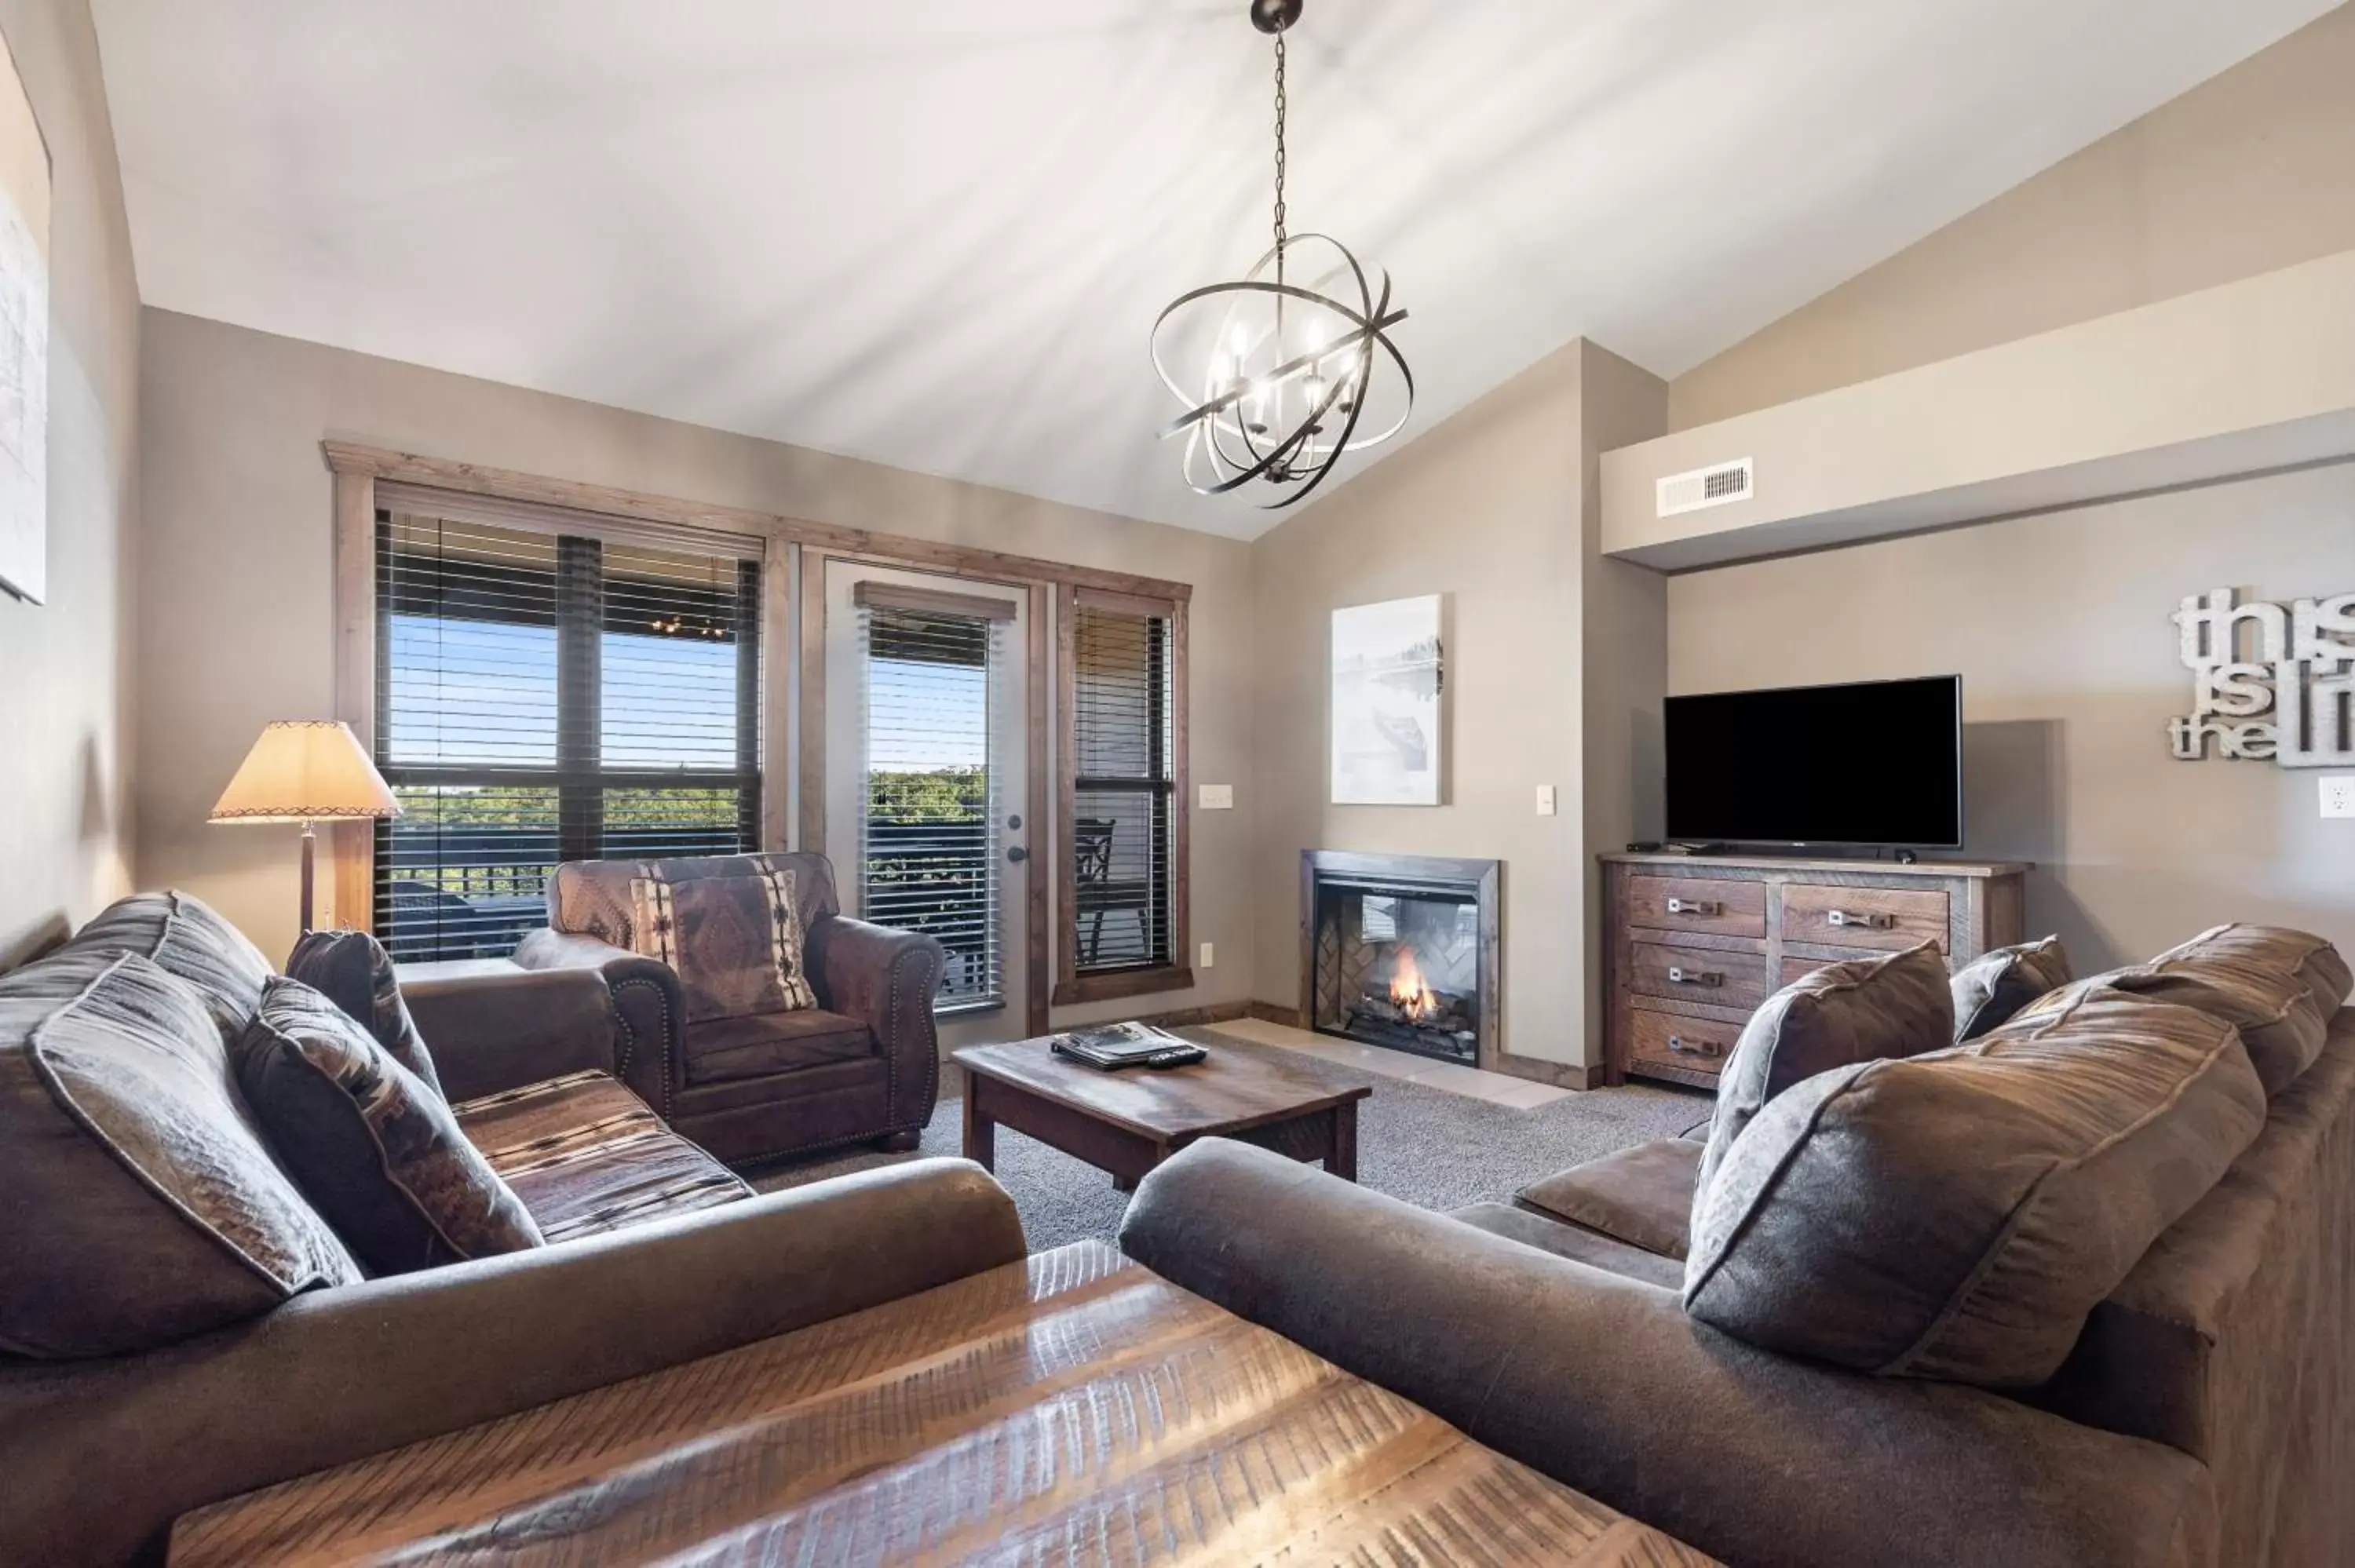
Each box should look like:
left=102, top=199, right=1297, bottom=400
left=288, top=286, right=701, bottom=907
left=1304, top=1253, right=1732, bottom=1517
left=1057, top=586, right=1188, bottom=1001
left=373, top=511, right=761, bottom=959
left=855, top=586, right=1011, bottom=1010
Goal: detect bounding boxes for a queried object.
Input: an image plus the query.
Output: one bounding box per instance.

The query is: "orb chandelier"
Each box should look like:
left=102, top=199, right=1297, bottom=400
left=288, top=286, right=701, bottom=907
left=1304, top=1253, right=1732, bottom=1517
left=1150, top=0, right=1412, bottom=509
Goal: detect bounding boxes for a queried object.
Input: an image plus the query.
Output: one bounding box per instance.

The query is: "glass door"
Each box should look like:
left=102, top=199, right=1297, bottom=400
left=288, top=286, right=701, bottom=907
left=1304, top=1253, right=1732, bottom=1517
left=822, top=561, right=1030, bottom=1041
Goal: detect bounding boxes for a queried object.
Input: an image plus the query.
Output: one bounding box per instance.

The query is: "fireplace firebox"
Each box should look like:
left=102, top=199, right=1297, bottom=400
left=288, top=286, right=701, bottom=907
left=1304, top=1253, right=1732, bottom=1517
left=1303, top=851, right=1499, bottom=1067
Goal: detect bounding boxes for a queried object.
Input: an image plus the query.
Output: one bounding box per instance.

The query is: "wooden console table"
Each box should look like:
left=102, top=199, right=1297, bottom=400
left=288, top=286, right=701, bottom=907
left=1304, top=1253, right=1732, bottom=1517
left=1600, top=851, right=2030, bottom=1089
left=172, top=1242, right=1712, bottom=1566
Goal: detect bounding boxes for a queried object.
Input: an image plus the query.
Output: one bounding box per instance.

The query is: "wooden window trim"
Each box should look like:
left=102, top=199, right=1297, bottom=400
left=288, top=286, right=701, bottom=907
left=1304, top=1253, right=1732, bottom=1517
left=327, top=442, right=1188, bottom=1020
left=1052, top=582, right=1191, bottom=1008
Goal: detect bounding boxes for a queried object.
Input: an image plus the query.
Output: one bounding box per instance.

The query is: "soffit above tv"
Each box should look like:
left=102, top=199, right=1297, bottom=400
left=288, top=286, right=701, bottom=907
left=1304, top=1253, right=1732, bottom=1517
left=1601, top=247, right=2355, bottom=571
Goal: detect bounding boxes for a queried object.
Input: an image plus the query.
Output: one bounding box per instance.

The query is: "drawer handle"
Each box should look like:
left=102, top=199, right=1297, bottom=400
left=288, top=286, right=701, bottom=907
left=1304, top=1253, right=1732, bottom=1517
left=1666, top=1034, right=1724, bottom=1059
left=1665, top=896, right=1722, bottom=917
left=1665, top=965, right=1724, bottom=987
left=1827, top=909, right=1897, bottom=931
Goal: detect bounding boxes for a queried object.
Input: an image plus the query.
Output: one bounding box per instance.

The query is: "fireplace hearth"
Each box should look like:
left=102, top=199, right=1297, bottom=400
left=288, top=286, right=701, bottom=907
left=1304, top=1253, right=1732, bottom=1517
left=1303, top=851, right=1499, bottom=1068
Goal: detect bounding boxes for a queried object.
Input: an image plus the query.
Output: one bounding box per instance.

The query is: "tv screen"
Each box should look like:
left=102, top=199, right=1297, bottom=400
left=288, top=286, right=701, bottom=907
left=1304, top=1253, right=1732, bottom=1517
left=1664, top=676, right=1962, bottom=849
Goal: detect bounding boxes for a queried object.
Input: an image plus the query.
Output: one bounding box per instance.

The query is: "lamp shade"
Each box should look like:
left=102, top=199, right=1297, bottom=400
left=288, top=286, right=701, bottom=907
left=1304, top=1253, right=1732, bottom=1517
left=210, top=720, right=400, bottom=824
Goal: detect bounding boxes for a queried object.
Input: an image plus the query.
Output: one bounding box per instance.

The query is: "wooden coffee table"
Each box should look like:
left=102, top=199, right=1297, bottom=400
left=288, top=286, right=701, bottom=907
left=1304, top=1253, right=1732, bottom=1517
left=953, top=1035, right=1371, bottom=1191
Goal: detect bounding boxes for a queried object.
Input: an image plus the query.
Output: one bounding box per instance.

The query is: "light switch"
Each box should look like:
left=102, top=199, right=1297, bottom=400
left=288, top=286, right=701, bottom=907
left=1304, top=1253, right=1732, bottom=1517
left=1198, top=783, right=1234, bottom=810
left=1199, top=942, right=1215, bottom=969
left=2322, top=775, right=2355, bottom=819
left=1535, top=784, right=1557, bottom=817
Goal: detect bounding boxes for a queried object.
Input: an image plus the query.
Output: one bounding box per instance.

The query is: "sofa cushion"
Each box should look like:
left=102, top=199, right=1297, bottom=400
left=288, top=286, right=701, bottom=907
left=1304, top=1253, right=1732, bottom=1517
left=62, top=889, right=273, bottom=1048
left=2022, top=958, right=2330, bottom=1100
left=0, top=950, right=361, bottom=1358
left=1450, top=1202, right=1688, bottom=1290
left=284, top=928, right=443, bottom=1098
left=1695, top=941, right=1952, bottom=1207
left=237, top=977, right=542, bottom=1274
left=680, top=1008, right=875, bottom=1086
left=454, top=1070, right=752, bottom=1241
left=549, top=851, right=842, bottom=949
left=1685, top=986, right=2266, bottom=1387
left=629, top=866, right=816, bottom=1023
left=2153, top=922, right=2353, bottom=1019
left=1950, top=935, right=2072, bottom=1041
left=1515, top=1136, right=1703, bottom=1260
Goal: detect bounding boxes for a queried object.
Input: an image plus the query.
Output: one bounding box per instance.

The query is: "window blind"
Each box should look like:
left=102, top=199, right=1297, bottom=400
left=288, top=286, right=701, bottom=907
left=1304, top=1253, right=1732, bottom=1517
left=856, top=599, right=1006, bottom=1009
left=1071, top=599, right=1175, bottom=973
left=374, top=512, right=761, bottom=960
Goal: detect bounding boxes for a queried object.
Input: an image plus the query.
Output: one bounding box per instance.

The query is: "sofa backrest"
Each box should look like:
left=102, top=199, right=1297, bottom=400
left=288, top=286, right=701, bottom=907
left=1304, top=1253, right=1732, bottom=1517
left=546, top=853, right=842, bottom=950
left=2033, top=1005, right=2355, bottom=1566
left=58, top=889, right=276, bottom=1046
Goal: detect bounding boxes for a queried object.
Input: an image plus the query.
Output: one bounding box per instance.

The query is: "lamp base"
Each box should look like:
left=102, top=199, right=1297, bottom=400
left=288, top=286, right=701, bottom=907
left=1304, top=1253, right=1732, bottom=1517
left=298, top=821, right=316, bottom=935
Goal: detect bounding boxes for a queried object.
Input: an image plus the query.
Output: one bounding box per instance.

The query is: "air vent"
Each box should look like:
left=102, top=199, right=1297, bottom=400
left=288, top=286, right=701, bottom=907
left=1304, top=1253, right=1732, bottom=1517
left=1656, top=458, right=1754, bottom=519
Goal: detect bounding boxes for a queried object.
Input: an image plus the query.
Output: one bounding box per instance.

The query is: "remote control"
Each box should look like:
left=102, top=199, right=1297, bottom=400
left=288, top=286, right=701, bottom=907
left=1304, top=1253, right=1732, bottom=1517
left=1144, top=1048, right=1200, bottom=1068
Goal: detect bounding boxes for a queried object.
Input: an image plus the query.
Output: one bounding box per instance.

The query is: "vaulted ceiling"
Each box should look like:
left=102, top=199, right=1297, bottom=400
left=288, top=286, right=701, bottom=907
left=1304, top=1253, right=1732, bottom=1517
left=92, top=0, right=2334, bottom=538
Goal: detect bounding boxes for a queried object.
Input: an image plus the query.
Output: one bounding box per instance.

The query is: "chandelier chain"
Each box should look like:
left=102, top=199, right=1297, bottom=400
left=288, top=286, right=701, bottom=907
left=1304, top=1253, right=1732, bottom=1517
left=1271, top=28, right=1287, bottom=258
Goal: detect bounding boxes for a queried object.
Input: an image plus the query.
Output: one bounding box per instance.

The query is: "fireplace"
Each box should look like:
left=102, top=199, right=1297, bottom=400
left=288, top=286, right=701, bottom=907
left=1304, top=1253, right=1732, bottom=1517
left=1302, top=851, right=1499, bottom=1067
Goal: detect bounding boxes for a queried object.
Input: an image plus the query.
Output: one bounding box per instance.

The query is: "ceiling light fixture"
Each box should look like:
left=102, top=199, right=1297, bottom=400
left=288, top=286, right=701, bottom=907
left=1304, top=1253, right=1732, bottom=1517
left=1150, top=0, right=1411, bottom=509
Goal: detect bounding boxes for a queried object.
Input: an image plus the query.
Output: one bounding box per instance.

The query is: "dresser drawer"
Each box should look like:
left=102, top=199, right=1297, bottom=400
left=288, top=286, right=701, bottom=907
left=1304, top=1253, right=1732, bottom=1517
left=1627, top=940, right=1772, bottom=1010
left=1783, top=884, right=1949, bottom=953
left=1627, top=875, right=1767, bottom=938
left=1627, top=1007, right=1742, bottom=1078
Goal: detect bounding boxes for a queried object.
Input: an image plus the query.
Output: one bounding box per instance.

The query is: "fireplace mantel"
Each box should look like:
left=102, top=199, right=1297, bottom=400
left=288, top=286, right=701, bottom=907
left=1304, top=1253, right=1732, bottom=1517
left=1298, top=851, right=1501, bottom=1073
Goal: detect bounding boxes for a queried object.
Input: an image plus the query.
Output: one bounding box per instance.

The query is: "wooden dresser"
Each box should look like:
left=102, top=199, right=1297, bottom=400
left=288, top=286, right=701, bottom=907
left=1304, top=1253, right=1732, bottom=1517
left=1600, top=851, right=2030, bottom=1089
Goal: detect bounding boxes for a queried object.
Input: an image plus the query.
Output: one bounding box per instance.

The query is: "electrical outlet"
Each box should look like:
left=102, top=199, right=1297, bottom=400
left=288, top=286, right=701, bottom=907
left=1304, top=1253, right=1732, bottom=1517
left=2322, top=775, right=2355, bottom=819
left=1199, top=942, right=1214, bottom=969
left=1198, top=783, right=1234, bottom=810
left=1535, top=784, right=1557, bottom=817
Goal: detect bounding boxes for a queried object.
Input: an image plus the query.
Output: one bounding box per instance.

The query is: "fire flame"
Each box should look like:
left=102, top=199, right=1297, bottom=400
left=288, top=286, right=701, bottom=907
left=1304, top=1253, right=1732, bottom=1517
left=1390, top=946, right=1440, bottom=1023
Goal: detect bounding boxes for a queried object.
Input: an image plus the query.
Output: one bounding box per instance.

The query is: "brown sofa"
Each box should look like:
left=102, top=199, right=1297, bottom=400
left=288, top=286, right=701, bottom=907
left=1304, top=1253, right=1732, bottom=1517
left=1123, top=930, right=2355, bottom=1568
left=0, top=891, right=1024, bottom=1565
left=511, top=851, right=945, bottom=1165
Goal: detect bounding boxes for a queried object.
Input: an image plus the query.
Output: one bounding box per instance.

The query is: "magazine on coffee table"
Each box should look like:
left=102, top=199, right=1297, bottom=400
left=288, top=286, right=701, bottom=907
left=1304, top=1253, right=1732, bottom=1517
left=1048, top=1020, right=1207, bottom=1070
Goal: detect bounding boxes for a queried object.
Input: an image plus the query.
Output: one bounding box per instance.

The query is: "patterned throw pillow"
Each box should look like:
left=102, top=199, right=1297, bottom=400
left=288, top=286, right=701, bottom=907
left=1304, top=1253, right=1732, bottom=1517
left=1, top=951, right=362, bottom=1358
left=629, top=865, right=817, bottom=1022
left=1949, top=935, right=2072, bottom=1042
left=237, top=977, right=543, bottom=1274
left=285, top=928, right=444, bottom=1099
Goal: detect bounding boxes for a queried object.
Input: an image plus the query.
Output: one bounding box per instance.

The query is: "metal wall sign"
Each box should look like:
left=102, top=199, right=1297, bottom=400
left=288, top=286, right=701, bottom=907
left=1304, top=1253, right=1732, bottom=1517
left=2170, top=587, right=2355, bottom=765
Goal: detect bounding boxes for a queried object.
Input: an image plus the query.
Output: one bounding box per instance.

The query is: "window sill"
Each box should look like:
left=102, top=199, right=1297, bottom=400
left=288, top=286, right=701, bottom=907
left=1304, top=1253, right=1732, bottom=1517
left=1051, top=967, right=1196, bottom=1008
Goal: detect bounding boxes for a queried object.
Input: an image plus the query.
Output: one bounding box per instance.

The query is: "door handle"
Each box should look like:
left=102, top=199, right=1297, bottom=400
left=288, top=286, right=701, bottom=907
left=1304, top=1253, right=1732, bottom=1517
left=1006, top=846, right=1028, bottom=864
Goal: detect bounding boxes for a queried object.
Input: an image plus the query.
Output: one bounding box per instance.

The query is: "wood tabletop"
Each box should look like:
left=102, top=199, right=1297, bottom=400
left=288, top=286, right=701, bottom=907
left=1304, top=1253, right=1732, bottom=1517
left=172, top=1242, right=1713, bottom=1568
left=1597, top=851, right=2032, bottom=877
left=953, top=1035, right=1372, bottom=1140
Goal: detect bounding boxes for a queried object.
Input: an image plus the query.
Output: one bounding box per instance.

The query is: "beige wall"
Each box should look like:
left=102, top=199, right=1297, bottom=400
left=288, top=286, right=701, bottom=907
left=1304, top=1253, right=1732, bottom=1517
left=1668, top=461, right=2355, bottom=966
left=0, top=0, right=139, bottom=966
left=1247, top=340, right=1665, bottom=1070
left=1670, top=2, right=2355, bottom=431
left=133, top=308, right=1258, bottom=1025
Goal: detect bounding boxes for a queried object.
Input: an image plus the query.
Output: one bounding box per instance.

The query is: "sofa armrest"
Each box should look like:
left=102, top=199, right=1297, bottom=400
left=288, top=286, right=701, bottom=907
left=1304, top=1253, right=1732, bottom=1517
left=1120, top=1140, right=2216, bottom=1568
left=804, top=913, right=945, bottom=1134
left=0, top=1158, right=1024, bottom=1567
left=513, top=927, right=684, bottom=1117
left=402, top=965, right=620, bottom=1102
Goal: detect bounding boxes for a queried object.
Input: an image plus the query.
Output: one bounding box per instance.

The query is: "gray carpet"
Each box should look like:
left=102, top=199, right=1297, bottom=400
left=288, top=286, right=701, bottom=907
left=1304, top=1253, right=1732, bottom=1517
left=750, top=1028, right=1710, bottom=1252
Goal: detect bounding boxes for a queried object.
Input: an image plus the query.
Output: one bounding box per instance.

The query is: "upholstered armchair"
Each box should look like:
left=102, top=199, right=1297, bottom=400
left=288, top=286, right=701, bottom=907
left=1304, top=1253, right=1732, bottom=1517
left=512, top=852, right=945, bottom=1165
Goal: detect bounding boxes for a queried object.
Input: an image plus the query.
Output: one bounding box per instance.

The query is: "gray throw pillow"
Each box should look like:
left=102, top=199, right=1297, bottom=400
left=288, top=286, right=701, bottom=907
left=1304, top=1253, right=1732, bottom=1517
left=1693, top=941, right=1952, bottom=1211
left=1949, top=935, right=2072, bottom=1041
left=238, top=977, right=542, bottom=1274
left=286, top=928, right=444, bottom=1098
left=2019, top=956, right=2329, bottom=1099
left=60, top=888, right=275, bottom=1048
left=0, top=951, right=360, bottom=1357
left=1685, top=986, right=2265, bottom=1387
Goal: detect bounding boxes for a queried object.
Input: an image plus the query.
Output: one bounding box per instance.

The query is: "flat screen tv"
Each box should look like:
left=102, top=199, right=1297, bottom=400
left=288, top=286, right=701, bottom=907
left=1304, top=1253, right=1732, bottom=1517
left=1663, top=676, right=1962, bottom=850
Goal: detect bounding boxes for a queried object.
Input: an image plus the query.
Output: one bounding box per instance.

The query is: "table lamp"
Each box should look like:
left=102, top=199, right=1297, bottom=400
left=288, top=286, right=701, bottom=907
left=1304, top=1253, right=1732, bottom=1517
left=210, top=720, right=401, bottom=933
